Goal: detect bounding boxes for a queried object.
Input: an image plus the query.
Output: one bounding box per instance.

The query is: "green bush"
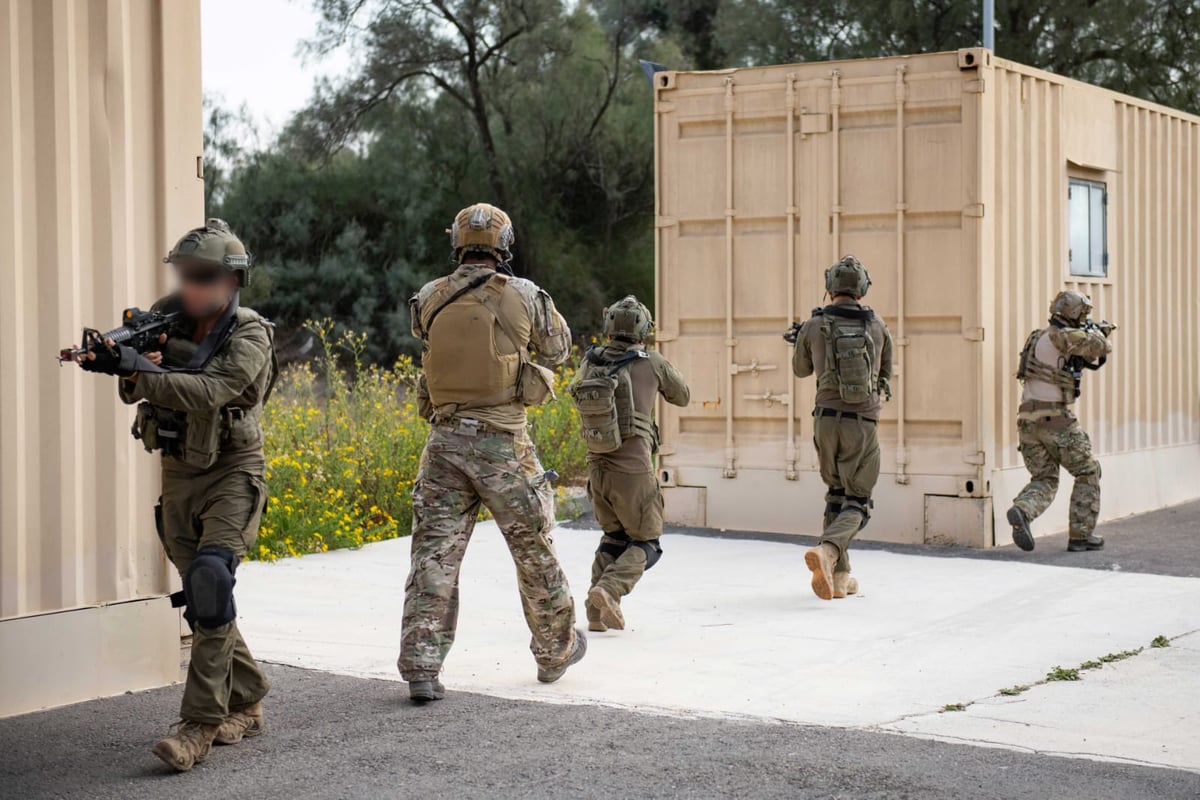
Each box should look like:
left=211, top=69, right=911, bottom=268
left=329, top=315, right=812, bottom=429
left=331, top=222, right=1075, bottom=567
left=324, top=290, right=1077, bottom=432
left=253, top=321, right=588, bottom=561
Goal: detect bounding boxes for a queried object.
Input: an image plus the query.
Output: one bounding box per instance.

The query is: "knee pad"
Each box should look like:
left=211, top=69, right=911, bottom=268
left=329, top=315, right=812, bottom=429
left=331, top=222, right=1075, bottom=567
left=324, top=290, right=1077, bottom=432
left=634, top=539, right=663, bottom=570
left=184, top=546, right=237, bottom=629
left=597, top=529, right=631, bottom=559
left=843, top=496, right=873, bottom=531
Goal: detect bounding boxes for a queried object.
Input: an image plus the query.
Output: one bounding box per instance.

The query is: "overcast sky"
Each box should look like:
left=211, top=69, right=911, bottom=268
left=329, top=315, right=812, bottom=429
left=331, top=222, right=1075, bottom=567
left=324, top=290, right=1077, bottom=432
left=201, top=0, right=351, bottom=133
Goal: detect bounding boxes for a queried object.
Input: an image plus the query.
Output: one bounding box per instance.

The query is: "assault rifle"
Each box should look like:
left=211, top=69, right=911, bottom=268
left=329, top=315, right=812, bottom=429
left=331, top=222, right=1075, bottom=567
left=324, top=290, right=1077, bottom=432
left=58, top=307, right=180, bottom=364
left=1065, top=319, right=1117, bottom=398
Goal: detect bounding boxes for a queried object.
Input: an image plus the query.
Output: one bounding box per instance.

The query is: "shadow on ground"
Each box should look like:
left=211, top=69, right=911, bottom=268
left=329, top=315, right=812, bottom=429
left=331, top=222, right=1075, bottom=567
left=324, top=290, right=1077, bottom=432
left=565, top=500, right=1200, bottom=578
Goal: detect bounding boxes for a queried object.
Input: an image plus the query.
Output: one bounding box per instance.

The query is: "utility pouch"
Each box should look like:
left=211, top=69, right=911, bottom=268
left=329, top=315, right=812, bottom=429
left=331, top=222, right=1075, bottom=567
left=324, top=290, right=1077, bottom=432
left=181, top=410, right=221, bottom=470
left=517, top=361, right=556, bottom=407
left=132, top=402, right=186, bottom=457
left=416, top=373, right=434, bottom=420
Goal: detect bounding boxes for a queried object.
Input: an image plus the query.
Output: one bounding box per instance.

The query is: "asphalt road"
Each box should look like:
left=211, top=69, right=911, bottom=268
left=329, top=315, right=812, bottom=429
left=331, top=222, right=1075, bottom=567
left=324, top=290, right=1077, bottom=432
left=2, top=664, right=1197, bottom=800
left=567, top=499, right=1200, bottom=579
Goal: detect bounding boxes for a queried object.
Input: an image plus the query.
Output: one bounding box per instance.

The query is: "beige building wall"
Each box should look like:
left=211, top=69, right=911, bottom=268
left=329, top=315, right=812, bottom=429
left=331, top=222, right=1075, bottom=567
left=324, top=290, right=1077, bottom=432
left=654, top=49, right=1200, bottom=545
left=0, top=0, right=202, bottom=717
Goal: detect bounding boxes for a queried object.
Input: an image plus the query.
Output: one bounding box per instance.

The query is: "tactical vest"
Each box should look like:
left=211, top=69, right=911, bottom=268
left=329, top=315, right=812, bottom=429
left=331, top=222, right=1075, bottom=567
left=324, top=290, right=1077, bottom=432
left=1016, top=328, right=1076, bottom=403
left=570, top=348, right=656, bottom=454
left=133, top=305, right=278, bottom=469
left=419, top=271, right=522, bottom=413
left=814, top=308, right=878, bottom=405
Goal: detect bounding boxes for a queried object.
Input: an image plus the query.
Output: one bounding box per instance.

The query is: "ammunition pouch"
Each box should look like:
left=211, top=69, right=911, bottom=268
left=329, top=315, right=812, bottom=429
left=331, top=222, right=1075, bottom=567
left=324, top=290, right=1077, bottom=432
left=132, top=402, right=257, bottom=469
left=133, top=402, right=186, bottom=458
left=517, top=360, right=556, bottom=407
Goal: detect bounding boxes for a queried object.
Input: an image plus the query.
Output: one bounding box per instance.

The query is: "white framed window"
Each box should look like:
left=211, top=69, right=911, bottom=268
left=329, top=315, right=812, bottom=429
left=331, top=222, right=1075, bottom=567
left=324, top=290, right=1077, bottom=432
left=1069, top=178, right=1108, bottom=278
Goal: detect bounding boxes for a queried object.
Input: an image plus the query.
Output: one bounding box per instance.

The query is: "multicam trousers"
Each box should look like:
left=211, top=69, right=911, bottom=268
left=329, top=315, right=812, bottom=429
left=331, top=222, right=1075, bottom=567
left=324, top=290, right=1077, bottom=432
left=159, top=457, right=271, bottom=725
left=1013, top=414, right=1102, bottom=539
left=398, top=421, right=576, bottom=680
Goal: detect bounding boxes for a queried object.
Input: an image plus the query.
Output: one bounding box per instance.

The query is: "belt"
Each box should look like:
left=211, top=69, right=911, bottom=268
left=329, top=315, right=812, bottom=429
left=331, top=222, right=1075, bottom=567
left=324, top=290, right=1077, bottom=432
left=1018, top=400, right=1068, bottom=413
left=814, top=408, right=877, bottom=424
left=437, top=416, right=513, bottom=437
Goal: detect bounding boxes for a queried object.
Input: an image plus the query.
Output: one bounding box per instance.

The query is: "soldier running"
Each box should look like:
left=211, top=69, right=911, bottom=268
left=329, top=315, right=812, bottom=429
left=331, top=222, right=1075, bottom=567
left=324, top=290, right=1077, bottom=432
left=569, top=296, right=690, bottom=631
left=74, top=219, right=276, bottom=771
left=399, top=203, right=585, bottom=701
left=1007, top=290, right=1115, bottom=552
left=789, top=256, right=893, bottom=601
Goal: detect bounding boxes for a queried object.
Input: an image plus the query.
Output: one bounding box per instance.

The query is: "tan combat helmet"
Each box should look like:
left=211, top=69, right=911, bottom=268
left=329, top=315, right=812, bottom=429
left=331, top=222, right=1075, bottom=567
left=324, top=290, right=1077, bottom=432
left=448, top=203, right=515, bottom=263
left=825, top=255, right=871, bottom=298
left=1050, top=290, right=1092, bottom=326
left=603, top=295, right=654, bottom=342
left=164, top=218, right=254, bottom=287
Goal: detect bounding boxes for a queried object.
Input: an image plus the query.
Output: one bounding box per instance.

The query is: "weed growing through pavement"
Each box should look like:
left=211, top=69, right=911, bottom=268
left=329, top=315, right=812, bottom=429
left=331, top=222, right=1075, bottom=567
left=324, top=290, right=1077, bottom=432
left=1150, top=635, right=1171, bottom=648
left=998, top=685, right=1029, bottom=696
left=1045, top=666, right=1081, bottom=681
left=1098, top=648, right=1143, bottom=663
left=941, top=703, right=968, bottom=712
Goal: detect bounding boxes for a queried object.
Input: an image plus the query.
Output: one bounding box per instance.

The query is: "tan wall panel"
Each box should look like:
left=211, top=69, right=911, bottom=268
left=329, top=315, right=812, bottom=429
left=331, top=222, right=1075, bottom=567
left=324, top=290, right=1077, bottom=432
left=0, top=0, right=203, bottom=620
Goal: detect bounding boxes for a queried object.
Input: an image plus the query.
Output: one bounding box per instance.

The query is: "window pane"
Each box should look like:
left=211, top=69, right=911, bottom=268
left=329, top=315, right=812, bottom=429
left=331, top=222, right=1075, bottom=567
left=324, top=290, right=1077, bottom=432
left=1089, top=184, right=1106, bottom=276
left=1069, top=181, right=1090, bottom=275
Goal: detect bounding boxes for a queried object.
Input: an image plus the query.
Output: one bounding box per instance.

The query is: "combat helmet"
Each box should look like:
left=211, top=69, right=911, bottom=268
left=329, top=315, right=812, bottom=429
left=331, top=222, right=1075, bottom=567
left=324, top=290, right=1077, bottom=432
left=603, top=295, right=654, bottom=342
left=164, top=218, right=254, bottom=286
left=449, top=203, right=515, bottom=263
left=825, top=255, right=871, bottom=298
left=1050, top=290, right=1092, bottom=326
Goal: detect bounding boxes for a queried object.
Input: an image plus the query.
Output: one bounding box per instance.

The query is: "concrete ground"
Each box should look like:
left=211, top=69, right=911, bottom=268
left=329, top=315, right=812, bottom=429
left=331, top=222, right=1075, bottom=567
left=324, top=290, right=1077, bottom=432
left=2, top=664, right=1197, bottom=800
left=3, top=503, right=1199, bottom=798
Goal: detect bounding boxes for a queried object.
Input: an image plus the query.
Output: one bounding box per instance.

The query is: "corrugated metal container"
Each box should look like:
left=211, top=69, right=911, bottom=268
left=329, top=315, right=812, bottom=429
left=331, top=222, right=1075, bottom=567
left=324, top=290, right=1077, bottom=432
left=0, top=0, right=202, bottom=716
left=654, top=49, right=1200, bottom=545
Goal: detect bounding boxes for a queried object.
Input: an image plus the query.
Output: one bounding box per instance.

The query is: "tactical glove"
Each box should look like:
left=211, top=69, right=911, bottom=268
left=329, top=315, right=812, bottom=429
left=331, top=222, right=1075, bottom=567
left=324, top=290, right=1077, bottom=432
left=80, top=344, right=163, bottom=377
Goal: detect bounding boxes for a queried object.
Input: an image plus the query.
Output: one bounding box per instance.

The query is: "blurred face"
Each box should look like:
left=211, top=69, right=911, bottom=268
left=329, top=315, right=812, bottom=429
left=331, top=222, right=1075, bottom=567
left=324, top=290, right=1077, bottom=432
left=174, top=260, right=237, bottom=317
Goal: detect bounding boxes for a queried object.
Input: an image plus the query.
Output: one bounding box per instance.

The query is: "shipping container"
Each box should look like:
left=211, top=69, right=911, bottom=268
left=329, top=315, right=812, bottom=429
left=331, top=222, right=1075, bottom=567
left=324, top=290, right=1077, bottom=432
left=0, top=0, right=203, bottom=716
left=653, top=49, right=1200, bottom=546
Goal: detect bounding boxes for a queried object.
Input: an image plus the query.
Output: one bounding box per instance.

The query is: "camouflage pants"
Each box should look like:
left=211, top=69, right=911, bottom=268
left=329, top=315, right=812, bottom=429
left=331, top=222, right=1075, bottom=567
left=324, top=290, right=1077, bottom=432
left=1013, top=415, right=1102, bottom=539
left=159, top=459, right=270, bottom=725
left=398, top=423, right=575, bottom=681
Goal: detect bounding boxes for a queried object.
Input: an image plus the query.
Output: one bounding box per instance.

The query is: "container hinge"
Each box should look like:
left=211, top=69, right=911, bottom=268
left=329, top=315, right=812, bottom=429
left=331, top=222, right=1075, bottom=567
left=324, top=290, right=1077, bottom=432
left=656, top=216, right=679, bottom=228
left=962, top=203, right=985, bottom=218
left=658, top=444, right=677, bottom=456
left=963, top=451, right=985, bottom=466
left=964, top=79, right=986, bottom=94
left=655, top=330, right=678, bottom=343
left=655, top=101, right=676, bottom=114
left=963, top=327, right=985, bottom=342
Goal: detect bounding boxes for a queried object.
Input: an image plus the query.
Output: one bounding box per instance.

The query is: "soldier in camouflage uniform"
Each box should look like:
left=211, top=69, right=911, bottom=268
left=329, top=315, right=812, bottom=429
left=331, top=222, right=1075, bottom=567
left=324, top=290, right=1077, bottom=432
left=76, top=220, right=275, bottom=772
left=790, top=256, right=893, bottom=601
left=399, top=203, right=585, bottom=701
left=1007, top=290, right=1114, bottom=552
left=568, top=296, right=690, bottom=632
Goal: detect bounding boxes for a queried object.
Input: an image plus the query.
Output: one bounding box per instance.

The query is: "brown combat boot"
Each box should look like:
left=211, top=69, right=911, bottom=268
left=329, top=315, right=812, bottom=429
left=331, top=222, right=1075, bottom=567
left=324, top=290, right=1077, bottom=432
left=804, top=543, right=839, bottom=601
left=214, top=701, right=265, bottom=745
left=152, top=721, right=220, bottom=772
left=833, top=573, right=859, bottom=599
left=587, top=585, right=625, bottom=630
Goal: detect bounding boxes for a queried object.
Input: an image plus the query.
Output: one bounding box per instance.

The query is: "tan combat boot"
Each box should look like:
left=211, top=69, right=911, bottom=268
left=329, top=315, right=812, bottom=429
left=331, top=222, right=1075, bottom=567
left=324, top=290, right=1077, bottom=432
left=587, top=585, right=625, bottom=630
left=214, top=701, right=265, bottom=745
left=833, top=573, right=859, bottom=599
left=804, top=543, right=839, bottom=601
left=152, top=721, right=220, bottom=772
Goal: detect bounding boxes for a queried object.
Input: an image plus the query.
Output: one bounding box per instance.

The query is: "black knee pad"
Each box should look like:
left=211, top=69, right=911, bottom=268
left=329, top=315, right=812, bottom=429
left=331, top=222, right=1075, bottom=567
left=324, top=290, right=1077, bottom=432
left=843, top=496, right=873, bottom=531
left=597, top=529, right=631, bottom=559
left=184, top=546, right=237, bottom=629
left=634, top=539, right=663, bottom=570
